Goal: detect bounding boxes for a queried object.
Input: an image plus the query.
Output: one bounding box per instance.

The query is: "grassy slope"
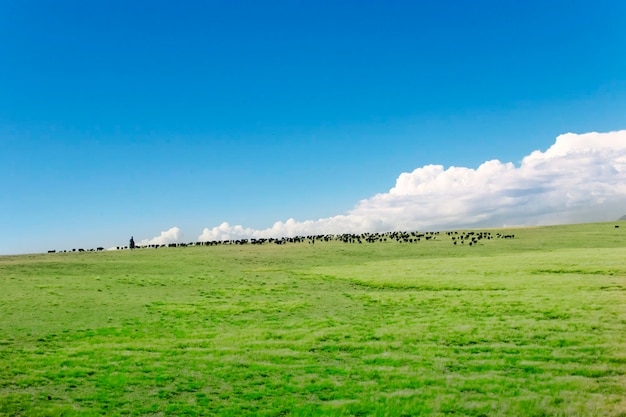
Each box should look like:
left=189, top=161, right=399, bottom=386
left=0, top=222, right=625, bottom=416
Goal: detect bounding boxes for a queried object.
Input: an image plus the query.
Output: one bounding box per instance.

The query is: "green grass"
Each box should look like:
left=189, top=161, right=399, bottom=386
left=1, top=222, right=625, bottom=416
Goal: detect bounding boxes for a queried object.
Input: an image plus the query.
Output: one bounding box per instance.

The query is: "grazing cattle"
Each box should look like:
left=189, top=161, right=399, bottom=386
left=189, top=228, right=516, bottom=249
left=43, top=228, right=525, bottom=254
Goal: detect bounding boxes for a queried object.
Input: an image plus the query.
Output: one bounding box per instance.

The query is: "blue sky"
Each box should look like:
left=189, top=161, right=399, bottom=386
left=1, top=1, right=626, bottom=254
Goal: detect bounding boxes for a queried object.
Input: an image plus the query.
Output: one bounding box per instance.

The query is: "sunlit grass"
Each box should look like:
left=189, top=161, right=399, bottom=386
left=1, top=222, right=625, bottom=416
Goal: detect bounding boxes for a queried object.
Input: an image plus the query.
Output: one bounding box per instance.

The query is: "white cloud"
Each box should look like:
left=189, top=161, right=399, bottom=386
left=198, top=222, right=257, bottom=242
left=198, top=130, right=626, bottom=241
left=139, top=227, right=182, bottom=246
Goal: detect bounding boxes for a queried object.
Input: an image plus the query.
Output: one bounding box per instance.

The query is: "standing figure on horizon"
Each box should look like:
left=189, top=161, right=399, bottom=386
left=130, top=236, right=135, bottom=250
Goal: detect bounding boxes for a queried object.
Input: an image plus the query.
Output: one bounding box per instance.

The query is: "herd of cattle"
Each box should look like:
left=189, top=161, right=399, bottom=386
left=46, top=230, right=517, bottom=254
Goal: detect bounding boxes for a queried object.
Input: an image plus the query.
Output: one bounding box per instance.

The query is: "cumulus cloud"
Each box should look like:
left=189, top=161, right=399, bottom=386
left=139, top=227, right=182, bottom=246
left=198, top=222, right=257, bottom=242
left=198, top=130, right=626, bottom=241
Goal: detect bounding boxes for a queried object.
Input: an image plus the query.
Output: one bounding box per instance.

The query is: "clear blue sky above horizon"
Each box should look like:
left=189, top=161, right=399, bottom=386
left=2, top=0, right=626, bottom=254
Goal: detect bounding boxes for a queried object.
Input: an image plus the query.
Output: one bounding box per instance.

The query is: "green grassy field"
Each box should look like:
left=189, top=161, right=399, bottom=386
left=1, top=222, right=625, bottom=416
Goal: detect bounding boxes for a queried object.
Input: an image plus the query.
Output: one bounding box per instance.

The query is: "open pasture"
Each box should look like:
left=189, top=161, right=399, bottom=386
left=1, top=222, right=625, bottom=416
